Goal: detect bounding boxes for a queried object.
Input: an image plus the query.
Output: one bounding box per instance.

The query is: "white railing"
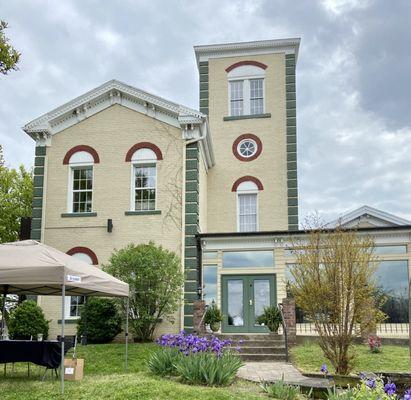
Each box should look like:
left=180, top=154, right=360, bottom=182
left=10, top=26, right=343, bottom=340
left=296, top=323, right=409, bottom=338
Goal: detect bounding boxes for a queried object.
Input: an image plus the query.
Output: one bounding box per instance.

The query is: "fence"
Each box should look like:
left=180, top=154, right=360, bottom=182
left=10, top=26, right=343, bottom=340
left=296, top=323, right=409, bottom=338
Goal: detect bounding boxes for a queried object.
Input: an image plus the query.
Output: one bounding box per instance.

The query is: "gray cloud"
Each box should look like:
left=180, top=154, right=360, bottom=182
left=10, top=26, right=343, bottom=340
left=1, top=0, right=410, bottom=222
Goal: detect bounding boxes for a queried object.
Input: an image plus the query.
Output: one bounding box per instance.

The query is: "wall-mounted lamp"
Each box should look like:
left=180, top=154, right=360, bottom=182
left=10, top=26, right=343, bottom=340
left=107, top=219, right=113, bottom=233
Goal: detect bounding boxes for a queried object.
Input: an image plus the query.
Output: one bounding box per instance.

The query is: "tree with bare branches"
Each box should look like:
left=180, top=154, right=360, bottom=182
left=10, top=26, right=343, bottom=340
left=289, top=226, right=385, bottom=374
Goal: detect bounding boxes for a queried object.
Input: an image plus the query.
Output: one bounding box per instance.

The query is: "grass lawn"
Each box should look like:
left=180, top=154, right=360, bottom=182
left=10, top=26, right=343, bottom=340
left=291, top=342, right=411, bottom=374
left=0, top=343, right=265, bottom=400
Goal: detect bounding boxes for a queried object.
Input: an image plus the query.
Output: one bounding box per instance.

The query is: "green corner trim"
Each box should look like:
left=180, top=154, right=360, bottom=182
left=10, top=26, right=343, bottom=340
left=124, top=210, right=161, bottom=216
left=61, top=212, right=97, bottom=218
left=285, top=54, right=299, bottom=230
left=223, top=113, right=271, bottom=121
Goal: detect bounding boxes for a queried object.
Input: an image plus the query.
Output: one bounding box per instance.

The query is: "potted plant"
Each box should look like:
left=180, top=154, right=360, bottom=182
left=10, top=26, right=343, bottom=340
left=204, top=302, right=222, bottom=332
left=256, top=305, right=282, bottom=333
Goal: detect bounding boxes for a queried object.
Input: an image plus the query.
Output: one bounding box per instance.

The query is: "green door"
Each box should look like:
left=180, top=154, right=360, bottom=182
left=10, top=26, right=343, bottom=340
left=221, top=275, right=276, bottom=333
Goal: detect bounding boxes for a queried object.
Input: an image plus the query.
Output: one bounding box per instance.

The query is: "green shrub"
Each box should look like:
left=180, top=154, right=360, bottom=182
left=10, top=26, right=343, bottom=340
left=260, top=379, right=306, bottom=399
left=256, top=305, right=282, bottom=332
left=77, top=298, right=122, bottom=344
left=204, top=303, right=223, bottom=325
left=175, top=352, right=243, bottom=386
left=8, top=300, right=49, bottom=340
left=147, top=347, right=181, bottom=376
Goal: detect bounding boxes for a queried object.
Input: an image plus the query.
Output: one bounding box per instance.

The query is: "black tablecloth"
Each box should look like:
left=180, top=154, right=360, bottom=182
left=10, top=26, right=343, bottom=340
left=0, top=340, right=69, bottom=368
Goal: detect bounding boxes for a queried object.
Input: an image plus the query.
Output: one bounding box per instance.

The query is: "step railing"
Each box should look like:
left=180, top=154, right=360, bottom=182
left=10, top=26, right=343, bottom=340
left=278, top=303, right=289, bottom=362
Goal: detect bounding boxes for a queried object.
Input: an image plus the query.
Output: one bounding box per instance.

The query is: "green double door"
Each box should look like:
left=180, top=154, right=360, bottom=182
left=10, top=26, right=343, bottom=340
left=221, top=275, right=276, bottom=333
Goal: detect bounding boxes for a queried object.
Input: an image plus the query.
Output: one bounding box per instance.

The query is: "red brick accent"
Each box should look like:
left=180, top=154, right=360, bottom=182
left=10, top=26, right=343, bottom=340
left=231, top=176, right=264, bottom=192
left=193, top=300, right=206, bottom=335
left=66, top=247, right=99, bottom=265
left=232, top=134, right=263, bottom=162
left=225, top=60, right=268, bottom=72
left=282, top=298, right=296, bottom=346
left=125, top=142, right=163, bottom=162
left=63, top=145, right=100, bottom=164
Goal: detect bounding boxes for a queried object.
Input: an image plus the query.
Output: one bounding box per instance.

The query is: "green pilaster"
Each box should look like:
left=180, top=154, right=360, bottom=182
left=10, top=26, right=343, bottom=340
left=31, top=146, right=46, bottom=240
left=285, top=54, right=299, bottom=231
left=199, top=61, right=209, bottom=115
left=184, top=142, right=200, bottom=331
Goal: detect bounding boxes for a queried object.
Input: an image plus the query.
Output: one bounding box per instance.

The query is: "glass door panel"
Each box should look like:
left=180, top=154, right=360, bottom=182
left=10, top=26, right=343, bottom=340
left=227, top=280, right=244, bottom=327
left=253, top=279, right=270, bottom=325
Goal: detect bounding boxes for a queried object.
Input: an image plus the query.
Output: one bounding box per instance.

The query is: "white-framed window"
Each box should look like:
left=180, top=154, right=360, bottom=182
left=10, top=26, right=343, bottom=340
left=130, top=148, right=157, bottom=211
left=65, top=252, right=93, bottom=319
left=228, top=65, right=265, bottom=117
left=67, top=151, right=94, bottom=213
left=236, top=181, right=259, bottom=232
left=237, top=138, right=258, bottom=158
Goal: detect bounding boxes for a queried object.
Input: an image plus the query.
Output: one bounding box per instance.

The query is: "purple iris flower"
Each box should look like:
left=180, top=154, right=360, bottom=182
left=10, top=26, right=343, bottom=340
left=384, top=382, right=396, bottom=396
left=320, top=364, right=328, bottom=374
left=365, top=379, right=376, bottom=389
left=403, top=388, right=411, bottom=400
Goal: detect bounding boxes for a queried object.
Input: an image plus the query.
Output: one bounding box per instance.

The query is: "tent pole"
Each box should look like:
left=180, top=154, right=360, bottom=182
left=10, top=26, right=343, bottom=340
left=125, top=297, right=129, bottom=372
left=1, top=286, right=7, bottom=339
left=61, top=283, right=65, bottom=395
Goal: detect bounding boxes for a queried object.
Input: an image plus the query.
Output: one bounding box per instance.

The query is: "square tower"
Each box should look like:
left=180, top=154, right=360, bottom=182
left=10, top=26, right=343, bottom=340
left=194, top=39, right=300, bottom=232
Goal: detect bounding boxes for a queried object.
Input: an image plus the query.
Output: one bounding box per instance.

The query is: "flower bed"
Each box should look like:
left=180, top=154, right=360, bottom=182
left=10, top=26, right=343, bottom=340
left=148, top=331, right=243, bottom=386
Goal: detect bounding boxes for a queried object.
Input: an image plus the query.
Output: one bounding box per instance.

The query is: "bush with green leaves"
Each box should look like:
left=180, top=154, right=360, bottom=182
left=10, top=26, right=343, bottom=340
left=104, top=242, right=184, bottom=342
left=77, top=297, right=122, bottom=344
left=175, top=352, right=243, bottom=386
left=147, top=347, right=181, bottom=376
left=261, top=379, right=307, bottom=399
left=8, top=300, right=48, bottom=340
left=256, top=305, right=282, bottom=332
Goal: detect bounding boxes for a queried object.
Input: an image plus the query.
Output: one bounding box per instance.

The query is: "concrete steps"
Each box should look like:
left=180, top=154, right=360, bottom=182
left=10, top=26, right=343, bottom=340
left=211, top=334, right=288, bottom=362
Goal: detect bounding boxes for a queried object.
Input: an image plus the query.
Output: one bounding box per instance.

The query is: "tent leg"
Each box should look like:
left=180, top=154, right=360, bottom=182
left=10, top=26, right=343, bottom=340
left=125, top=297, right=129, bottom=372
left=82, top=296, right=88, bottom=346
left=1, top=285, right=8, bottom=340
left=61, top=284, right=65, bottom=395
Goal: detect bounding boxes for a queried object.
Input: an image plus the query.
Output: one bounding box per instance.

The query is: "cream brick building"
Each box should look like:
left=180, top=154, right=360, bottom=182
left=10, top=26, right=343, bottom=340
left=23, top=39, right=410, bottom=338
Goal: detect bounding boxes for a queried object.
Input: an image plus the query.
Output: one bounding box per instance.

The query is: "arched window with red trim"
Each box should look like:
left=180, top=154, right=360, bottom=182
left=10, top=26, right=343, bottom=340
left=125, top=142, right=162, bottom=212
left=232, top=177, right=264, bottom=232
left=226, top=61, right=267, bottom=117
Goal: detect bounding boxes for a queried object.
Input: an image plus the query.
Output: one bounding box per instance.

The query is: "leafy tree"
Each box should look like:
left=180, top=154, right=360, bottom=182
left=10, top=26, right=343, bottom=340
left=104, top=242, right=184, bottom=342
left=77, top=298, right=122, bottom=343
left=8, top=300, right=49, bottom=339
left=0, top=20, right=20, bottom=75
left=0, top=155, right=33, bottom=243
left=289, top=227, right=385, bottom=374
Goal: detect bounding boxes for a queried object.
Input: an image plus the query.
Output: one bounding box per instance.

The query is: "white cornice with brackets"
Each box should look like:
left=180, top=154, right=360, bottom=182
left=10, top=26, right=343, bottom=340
left=194, top=38, right=301, bottom=66
left=22, top=79, right=215, bottom=168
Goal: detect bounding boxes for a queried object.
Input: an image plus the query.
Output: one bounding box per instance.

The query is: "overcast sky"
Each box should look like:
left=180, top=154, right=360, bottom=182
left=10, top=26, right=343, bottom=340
left=1, top=0, right=411, bottom=223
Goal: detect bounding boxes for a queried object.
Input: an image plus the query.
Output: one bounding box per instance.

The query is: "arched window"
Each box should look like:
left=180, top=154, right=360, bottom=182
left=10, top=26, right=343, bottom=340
left=226, top=61, right=267, bottom=117
left=233, top=178, right=264, bottom=232
left=126, top=143, right=162, bottom=212
left=64, top=146, right=99, bottom=214
left=65, top=247, right=98, bottom=319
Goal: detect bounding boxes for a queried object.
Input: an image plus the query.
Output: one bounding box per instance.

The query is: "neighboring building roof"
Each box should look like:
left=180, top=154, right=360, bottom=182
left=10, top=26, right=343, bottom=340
left=326, top=205, right=411, bottom=228
left=22, top=79, right=215, bottom=167
left=194, top=38, right=301, bottom=67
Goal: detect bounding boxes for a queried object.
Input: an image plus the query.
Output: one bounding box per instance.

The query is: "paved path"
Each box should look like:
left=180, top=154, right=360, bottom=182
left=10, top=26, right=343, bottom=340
left=238, top=362, right=331, bottom=388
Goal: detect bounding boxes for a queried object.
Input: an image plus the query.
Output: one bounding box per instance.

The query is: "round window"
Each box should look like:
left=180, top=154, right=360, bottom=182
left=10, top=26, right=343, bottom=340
left=237, top=139, right=257, bottom=158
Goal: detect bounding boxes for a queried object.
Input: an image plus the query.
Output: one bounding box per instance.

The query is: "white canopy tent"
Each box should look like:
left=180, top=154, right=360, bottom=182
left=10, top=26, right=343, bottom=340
left=0, top=240, right=130, bottom=394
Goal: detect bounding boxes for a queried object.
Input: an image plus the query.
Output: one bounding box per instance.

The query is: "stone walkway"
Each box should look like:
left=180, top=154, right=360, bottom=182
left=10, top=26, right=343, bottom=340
left=238, top=362, right=331, bottom=389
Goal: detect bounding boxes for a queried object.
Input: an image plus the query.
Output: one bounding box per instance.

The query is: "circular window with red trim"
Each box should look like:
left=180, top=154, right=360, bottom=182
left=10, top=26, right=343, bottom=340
left=232, top=134, right=262, bottom=161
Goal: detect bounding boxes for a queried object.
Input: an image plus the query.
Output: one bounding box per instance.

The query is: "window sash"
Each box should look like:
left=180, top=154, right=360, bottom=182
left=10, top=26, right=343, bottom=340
left=238, top=193, right=257, bottom=232
left=71, top=166, right=93, bottom=213
left=133, top=163, right=156, bottom=211
left=229, top=78, right=264, bottom=116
